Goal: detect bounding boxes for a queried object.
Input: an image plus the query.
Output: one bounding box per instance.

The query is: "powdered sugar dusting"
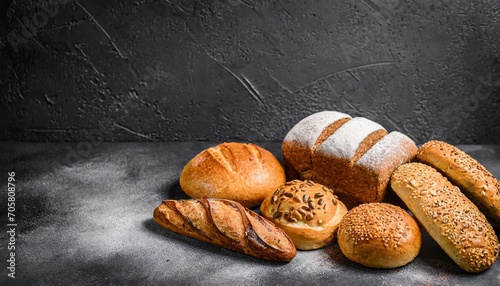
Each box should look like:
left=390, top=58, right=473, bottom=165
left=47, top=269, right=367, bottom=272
left=283, top=111, right=351, bottom=148
left=356, top=131, right=415, bottom=171
left=316, top=117, right=385, bottom=160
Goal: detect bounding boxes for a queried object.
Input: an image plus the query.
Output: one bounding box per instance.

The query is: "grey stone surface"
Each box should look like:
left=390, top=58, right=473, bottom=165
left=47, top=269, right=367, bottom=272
left=1, top=1, right=500, bottom=144
left=0, top=141, right=500, bottom=285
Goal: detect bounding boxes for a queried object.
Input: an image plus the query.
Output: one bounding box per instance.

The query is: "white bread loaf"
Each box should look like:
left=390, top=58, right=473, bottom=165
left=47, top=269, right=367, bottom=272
left=282, top=111, right=417, bottom=209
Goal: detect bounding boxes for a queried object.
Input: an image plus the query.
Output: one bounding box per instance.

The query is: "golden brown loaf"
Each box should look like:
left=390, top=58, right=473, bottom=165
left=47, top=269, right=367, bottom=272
left=282, top=111, right=417, bottom=209
left=260, top=180, right=348, bottom=250
left=337, top=203, right=421, bottom=269
left=416, top=140, right=500, bottom=229
left=179, top=142, right=286, bottom=208
left=391, top=162, right=499, bottom=273
left=153, top=199, right=296, bottom=262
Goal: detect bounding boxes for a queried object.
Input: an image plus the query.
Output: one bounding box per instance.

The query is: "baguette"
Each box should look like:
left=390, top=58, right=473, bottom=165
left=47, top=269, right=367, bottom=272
left=153, top=199, right=296, bottom=262
left=416, top=140, right=500, bottom=229
left=391, top=162, right=499, bottom=273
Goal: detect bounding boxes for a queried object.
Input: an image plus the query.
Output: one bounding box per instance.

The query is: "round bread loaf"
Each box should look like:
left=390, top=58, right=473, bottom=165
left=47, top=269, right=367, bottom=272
left=337, top=203, right=421, bottom=269
left=416, top=140, right=500, bottom=230
left=391, top=162, right=499, bottom=273
left=179, top=142, right=286, bottom=208
left=260, top=180, right=348, bottom=250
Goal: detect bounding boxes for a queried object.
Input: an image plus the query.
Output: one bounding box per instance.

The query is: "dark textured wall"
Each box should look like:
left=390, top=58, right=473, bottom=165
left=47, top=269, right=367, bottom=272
left=1, top=0, right=499, bottom=144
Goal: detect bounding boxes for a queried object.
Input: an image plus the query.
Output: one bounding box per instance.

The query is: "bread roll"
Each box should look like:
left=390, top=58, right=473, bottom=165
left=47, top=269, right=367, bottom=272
left=416, top=140, right=500, bottom=229
left=260, top=180, right=348, bottom=250
left=153, top=199, right=296, bottom=262
left=282, top=111, right=417, bottom=209
left=180, top=142, right=286, bottom=208
left=337, top=203, right=421, bottom=268
left=391, top=162, right=499, bottom=273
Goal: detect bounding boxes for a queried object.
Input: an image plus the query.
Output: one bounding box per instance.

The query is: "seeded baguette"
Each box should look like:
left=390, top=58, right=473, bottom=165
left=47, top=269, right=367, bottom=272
left=391, top=163, right=499, bottom=273
left=153, top=198, right=296, bottom=262
left=416, top=140, right=500, bottom=229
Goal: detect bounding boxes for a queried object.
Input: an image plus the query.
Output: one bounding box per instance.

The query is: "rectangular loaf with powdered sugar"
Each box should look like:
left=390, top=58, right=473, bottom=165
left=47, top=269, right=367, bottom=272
left=282, top=111, right=417, bottom=209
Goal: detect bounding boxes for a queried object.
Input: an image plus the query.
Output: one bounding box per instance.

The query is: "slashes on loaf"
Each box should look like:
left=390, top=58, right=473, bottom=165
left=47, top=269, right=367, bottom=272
left=282, top=111, right=417, bottom=209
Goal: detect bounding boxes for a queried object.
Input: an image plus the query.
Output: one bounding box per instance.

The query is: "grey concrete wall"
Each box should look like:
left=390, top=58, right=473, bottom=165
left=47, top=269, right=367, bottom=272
left=1, top=0, right=499, bottom=144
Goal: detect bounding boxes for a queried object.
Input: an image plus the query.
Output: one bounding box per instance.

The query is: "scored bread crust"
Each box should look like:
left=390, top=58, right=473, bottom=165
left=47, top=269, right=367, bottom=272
left=260, top=180, right=348, bottom=250
left=153, top=199, right=296, bottom=262
left=282, top=111, right=352, bottom=179
left=391, top=162, right=499, bottom=273
left=416, top=140, right=500, bottom=230
left=180, top=142, right=286, bottom=208
left=337, top=203, right=422, bottom=269
left=282, top=111, right=417, bottom=209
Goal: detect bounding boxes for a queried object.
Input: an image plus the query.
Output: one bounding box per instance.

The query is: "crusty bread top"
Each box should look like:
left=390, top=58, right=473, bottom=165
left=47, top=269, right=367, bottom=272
left=316, top=117, right=386, bottom=161
left=283, top=111, right=352, bottom=150
left=283, top=111, right=417, bottom=172
left=356, top=131, right=417, bottom=172
left=205, top=142, right=261, bottom=174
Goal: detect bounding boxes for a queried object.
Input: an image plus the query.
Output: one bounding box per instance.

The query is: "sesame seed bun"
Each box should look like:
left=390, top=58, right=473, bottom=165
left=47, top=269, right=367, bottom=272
left=260, top=180, right=348, bottom=250
left=337, top=203, right=422, bottom=269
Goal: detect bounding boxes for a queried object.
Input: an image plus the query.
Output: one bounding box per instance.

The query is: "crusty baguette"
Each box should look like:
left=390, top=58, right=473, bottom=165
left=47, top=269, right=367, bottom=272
left=153, top=198, right=296, bottom=262
left=416, top=140, right=500, bottom=229
left=391, top=162, right=499, bottom=273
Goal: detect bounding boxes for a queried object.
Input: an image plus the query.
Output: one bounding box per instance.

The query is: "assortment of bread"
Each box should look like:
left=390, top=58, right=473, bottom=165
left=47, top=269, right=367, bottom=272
left=260, top=180, right=348, bottom=250
left=153, top=110, right=500, bottom=274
